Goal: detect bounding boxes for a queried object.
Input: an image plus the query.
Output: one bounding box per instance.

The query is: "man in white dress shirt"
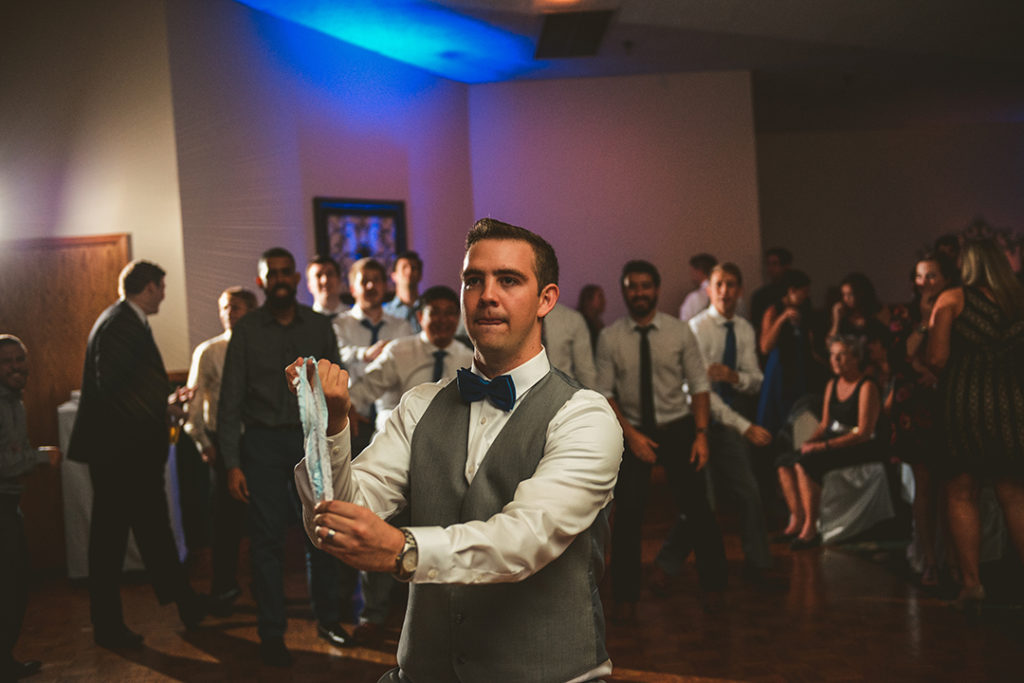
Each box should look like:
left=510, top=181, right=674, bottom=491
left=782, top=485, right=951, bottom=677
left=184, top=286, right=257, bottom=612
left=652, top=264, right=775, bottom=591
left=306, top=255, right=347, bottom=318
left=596, top=259, right=727, bottom=618
left=291, top=218, right=622, bottom=683
left=678, top=252, right=717, bottom=321
left=333, top=258, right=413, bottom=453
left=383, top=251, right=423, bottom=333
left=542, top=302, right=597, bottom=388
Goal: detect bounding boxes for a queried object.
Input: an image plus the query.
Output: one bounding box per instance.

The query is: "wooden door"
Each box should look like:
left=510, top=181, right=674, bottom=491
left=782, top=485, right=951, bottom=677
left=0, top=234, right=131, bottom=570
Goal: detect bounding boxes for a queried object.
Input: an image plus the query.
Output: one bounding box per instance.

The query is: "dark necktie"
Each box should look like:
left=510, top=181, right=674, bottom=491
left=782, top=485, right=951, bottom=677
left=359, top=318, right=385, bottom=426
left=432, top=349, right=447, bottom=382
left=456, top=368, right=516, bottom=411
left=717, top=320, right=737, bottom=406
left=637, top=325, right=656, bottom=431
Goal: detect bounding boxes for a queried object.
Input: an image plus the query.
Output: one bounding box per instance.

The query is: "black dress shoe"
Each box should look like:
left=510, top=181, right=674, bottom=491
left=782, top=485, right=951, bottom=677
left=259, top=638, right=293, bottom=667
left=94, top=625, right=144, bottom=650
left=207, top=587, right=241, bottom=617
left=3, top=659, right=42, bottom=680
left=317, top=621, right=354, bottom=648
left=790, top=534, right=822, bottom=551
left=177, top=592, right=208, bottom=630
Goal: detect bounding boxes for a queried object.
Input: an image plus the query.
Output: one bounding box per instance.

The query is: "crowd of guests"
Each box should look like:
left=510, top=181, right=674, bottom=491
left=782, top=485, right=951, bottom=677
left=3, top=220, right=1023, bottom=679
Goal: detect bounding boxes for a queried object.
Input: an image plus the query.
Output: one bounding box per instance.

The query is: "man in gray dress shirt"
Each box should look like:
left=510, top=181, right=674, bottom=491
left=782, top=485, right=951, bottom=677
left=596, top=259, right=727, bottom=618
left=218, top=247, right=349, bottom=666
left=543, top=302, right=597, bottom=388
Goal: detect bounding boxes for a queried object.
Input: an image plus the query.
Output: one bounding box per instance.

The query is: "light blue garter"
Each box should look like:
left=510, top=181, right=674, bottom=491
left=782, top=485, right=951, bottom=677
left=295, top=357, right=333, bottom=502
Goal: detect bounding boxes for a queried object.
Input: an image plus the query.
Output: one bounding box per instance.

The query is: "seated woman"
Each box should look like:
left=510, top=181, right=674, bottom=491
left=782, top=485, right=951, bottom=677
left=776, top=335, right=884, bottom=549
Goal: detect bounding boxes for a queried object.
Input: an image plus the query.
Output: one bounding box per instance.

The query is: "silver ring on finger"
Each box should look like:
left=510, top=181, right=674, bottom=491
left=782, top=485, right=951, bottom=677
left=327, top=528, right=336, bottom=540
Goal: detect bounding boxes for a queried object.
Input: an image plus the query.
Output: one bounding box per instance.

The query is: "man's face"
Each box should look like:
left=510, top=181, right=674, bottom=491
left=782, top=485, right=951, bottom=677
left=461, top=239, right=555, bottom=368
left=219, top=294, right=251, bottom=331
left=391, top=257, right=422, bottom=289
left=622, top=272, right=659, bottom=320
left=418, top=298, right=459, bottom=348
left=306, top=262, right=341, bottom=306
left=258, top=256, right=300, bottom=305
left=0, top=343, right=28, bottom=392
left=138, top=278, right=166, bottom=315
left=765, top=255, right=786, bottom=282
left=351, top=267, right=385, bottom=310
left=708, top=271, right=741, bottom=318
left=689, top=266, right=705, bottom=288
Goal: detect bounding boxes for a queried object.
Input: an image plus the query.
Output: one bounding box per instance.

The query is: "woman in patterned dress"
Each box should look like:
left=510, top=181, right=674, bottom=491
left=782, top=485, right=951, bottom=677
left=927, top=239, right=1024, bottom=610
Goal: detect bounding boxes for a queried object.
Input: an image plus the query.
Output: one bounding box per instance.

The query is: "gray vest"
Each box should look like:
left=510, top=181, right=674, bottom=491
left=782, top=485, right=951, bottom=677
left=399, top=369, right=609, bottom=683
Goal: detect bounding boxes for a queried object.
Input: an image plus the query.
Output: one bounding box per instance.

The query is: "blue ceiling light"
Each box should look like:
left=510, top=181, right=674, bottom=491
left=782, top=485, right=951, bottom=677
left=234, top=0, right=542, bottom=83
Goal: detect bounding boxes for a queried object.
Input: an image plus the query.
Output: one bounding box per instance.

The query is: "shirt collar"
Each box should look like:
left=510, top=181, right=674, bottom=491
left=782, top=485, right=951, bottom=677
left=123, top=299, right=148, bottom=326
left=257, top=303, right=307, bottom=326
left=631, top=310, right=663, bottom=331
left=471, top=348, right=549, bottom=396
left=705, top=305, right=734, bottom=325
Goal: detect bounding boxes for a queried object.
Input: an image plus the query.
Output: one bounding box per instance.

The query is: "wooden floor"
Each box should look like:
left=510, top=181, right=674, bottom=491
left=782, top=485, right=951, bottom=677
left=14, top=482, right=1024, bottom=683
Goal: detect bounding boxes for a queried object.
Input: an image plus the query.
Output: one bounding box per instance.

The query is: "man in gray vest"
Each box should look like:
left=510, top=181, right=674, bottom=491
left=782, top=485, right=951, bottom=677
left=292, top=218, right=623, bottom=683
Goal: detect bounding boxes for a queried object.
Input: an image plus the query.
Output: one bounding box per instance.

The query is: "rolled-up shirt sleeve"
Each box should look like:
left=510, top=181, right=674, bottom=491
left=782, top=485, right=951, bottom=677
left=295, top=385, right=623, bottom=585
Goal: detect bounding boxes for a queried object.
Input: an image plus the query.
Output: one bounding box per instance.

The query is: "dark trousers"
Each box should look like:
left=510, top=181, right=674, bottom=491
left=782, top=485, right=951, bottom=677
left=611, top=416, right=727, bottom=602
left=87, top=453, right=190, bottom=632
left=207, top=433, right=246, bottom=596
left=243, top=428, right=341, bottom=640
left=1, top=496, right=28, bottom=664
left=657, top=423, right=772, bottom=572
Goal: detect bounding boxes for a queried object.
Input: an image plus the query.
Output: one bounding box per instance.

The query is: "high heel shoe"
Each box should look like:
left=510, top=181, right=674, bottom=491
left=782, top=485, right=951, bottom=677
left=951, top=585, right=985, bottom=615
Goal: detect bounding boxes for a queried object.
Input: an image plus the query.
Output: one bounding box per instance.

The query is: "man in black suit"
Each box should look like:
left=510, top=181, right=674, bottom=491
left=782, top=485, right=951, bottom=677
left=68, top=260, right=204, bottom=649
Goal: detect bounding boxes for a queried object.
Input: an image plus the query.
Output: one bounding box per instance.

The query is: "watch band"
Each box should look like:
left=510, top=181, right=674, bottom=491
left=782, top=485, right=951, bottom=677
left=393, top=527, right=418, bottom=582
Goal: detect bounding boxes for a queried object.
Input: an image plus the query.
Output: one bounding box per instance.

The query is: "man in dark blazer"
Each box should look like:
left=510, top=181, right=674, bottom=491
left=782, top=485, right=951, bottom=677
left=69, top=259, right=204, bottom=649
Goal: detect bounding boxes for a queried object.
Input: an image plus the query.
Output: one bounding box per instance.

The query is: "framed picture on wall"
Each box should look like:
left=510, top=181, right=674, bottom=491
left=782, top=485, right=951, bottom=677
left=313, top=197, right=407, bottom=286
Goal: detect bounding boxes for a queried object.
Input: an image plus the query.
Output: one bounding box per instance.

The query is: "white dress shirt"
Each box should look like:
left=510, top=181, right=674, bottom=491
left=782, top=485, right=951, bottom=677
left=688, top=306, right=763, bottom=434
left=313, top=301, right=348, bottom=318
left=184, top=331, right=229, bottom=451
left=332, top=307, right=413, bottom=382
left=678, top=280, right=710, bottom=321
left=543, top=302, right=598, bottom=389
left=595, top=311, right=710, bottom=427
left=348, top=333, right=475, bottom=432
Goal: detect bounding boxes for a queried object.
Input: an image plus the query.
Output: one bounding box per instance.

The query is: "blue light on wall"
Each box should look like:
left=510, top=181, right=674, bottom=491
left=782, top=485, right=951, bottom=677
left=234, top=0, right=543, bottom=84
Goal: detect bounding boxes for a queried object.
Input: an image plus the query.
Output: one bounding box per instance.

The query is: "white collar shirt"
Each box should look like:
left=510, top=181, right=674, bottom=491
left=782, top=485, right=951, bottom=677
left=183, top=331, right=231, bottom=450
left=688, top=306, right=763, bottom=434
left=678, top=279, right=710, bottom=321
left=543, top=303, right=598, bottom=389
left=332, top=307, right=413, bottom=382
left=595, top=310, right=711, bottom=427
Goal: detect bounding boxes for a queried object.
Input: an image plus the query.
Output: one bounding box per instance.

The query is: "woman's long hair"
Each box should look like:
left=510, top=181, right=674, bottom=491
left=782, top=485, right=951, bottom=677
left=961, top=238, right=1024, bottom=322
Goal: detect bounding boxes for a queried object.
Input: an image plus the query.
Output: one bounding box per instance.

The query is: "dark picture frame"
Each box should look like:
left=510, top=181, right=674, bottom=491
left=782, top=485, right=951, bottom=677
left=313, top=197, right=408, bottom=285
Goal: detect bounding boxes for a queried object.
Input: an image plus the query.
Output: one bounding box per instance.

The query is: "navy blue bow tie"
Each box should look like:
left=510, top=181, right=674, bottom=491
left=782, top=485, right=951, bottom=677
left=456, top=368, right=516, bottom=412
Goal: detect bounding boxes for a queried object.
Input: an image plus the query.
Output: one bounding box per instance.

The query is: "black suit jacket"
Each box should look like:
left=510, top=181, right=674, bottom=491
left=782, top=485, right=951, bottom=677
left=68, top=300, right=169, bottom=465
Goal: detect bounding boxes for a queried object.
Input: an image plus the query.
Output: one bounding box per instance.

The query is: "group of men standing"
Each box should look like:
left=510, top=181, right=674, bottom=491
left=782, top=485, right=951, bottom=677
left=5, top=215, right=783, bottom=682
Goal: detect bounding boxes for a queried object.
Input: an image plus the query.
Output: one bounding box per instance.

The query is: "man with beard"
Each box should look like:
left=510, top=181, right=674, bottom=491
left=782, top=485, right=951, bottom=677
left=595, top=259, right=726, bottom=619
left=218, top=247, right=350, bottom=666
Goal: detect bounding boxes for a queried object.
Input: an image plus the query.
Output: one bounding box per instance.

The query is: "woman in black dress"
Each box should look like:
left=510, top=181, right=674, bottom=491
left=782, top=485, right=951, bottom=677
left=927, top=238, right=1024, bottom=610
left=776, top=335, right=884, bottom=549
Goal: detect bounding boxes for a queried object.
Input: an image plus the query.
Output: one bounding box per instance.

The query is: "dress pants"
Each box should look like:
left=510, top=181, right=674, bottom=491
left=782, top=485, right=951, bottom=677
left=87, top=450, right=190, bottom=632
left=207, top=433, right=246, bottom=596
left=1, top=495, right=29, bottom=665
left=611, top=416, right=727, bottom=603
left=656, top=423, right=772, bottom=573
left=243, top=427, right=341, bottom=641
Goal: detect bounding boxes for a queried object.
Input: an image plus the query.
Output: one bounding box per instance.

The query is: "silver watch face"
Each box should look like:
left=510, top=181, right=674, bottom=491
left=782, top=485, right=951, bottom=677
left=401, top=547, right=418, bottom=573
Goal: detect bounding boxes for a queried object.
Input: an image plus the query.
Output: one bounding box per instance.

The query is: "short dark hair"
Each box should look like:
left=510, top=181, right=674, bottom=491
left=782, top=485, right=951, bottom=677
left=0, top=334, right=27, bottom=353
left=780, top=268, right=810, bottom=292
left=259, top=247, right=296, bottom=273
left=348, top=257, right=387, bottom=286
left=118, top=260, right=165, bottom=297
left=416, top=285, right=459, bottom=311
left=393, top=251, right=422, bottom=272
left=621, top=260, right=661, bottom=288
left=307, top=254, right=340, bottom=277
left=711, top=262, right=743, bottom=287
left=688, top=253, right=717, bottom=275
left=840, top=272, right=882, bottom=316
left=765, top=247, right=793, bottom=266
left=465, top=218, right=559, bottom=292
left=221, top=286, right=258, bottom=310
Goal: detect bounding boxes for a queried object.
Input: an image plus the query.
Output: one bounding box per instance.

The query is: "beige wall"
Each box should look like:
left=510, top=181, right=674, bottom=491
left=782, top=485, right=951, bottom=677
left=468, top=72, right=763, bottom=322
left=1, top=0, right=190, bottom=367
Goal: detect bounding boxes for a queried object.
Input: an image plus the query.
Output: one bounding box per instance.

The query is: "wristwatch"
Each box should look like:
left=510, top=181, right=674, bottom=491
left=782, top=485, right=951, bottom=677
left=393, top=527, right=418, bottom=582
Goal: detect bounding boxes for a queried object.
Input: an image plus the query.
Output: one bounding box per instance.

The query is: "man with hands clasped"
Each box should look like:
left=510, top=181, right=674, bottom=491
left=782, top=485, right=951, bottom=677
left=290, top=219, right=623, bottom=683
